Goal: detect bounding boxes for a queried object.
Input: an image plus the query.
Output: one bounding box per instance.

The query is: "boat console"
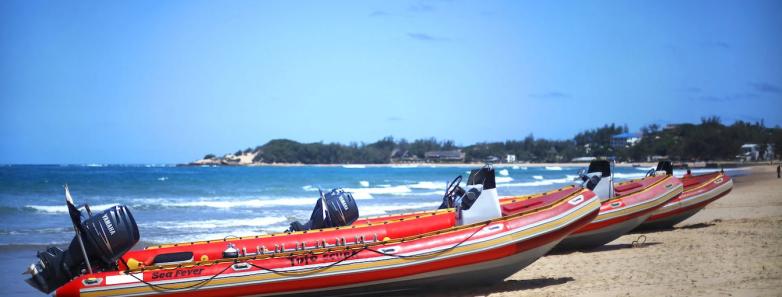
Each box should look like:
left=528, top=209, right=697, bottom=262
left=439, top=166, right=503, bottom=225
left=579, top=160, right=614, bottom=201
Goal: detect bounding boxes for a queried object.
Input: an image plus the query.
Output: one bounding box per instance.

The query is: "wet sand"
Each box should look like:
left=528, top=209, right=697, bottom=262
left=439, top=165, right=782, bottom=297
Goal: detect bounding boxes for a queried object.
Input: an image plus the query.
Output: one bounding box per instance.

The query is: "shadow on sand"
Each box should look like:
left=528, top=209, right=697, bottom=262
left=631, top=220, right=719, bottom=234
left=549, top=242, right=662, bottom=255
left=410, top=277, right=576, bottom=296
left=677, top=222, right=717, bottom=230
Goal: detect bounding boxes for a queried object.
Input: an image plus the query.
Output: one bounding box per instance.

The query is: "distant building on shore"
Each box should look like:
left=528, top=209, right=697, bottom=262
left=611, top=132, right=642, bottom=149
left=424, top=150, right=465, bottom=162
left=390, top=149, right=420, bottom=163
left=506, top=154, right=516, bottom=163
left=736, top=144, right=774, bottom=162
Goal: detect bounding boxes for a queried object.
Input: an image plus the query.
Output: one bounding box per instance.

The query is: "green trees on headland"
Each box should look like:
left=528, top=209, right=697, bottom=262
left=626, top=117, right=780, bottom=161
left=202, top=118, right=781, bottom=164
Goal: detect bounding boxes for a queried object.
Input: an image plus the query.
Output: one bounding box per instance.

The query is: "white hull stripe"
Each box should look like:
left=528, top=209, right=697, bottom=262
left=593, top=182, right=682, bottom=223
left=82, top=197, right=600, bottom=295
left=654, top=178, right=732, bottom=214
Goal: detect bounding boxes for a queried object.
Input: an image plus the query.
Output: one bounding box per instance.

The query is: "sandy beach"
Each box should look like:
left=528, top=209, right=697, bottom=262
left=2, top=165, right=778, bottom=297
left=424, top=165, right=782, bottom=297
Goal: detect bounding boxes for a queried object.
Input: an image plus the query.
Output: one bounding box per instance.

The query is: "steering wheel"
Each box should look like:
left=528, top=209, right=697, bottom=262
left=576, top=168, right=589, bottom=182
left=442, top=175, right=463, bottom=208
left=646, top=168, right=656, bottom=177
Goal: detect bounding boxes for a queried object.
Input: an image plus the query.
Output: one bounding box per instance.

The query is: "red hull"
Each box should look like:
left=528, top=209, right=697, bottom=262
left=555, top=175, right=683, bottom=250
left=56, top=188, right=601, bottom=297
left=643, top=172, right=733, bottom=226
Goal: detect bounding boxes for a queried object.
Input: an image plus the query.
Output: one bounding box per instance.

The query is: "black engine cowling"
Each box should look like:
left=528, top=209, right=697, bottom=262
left=26, top=204, right=139, bottom=294
left=288, top=188, right=359, bottom=232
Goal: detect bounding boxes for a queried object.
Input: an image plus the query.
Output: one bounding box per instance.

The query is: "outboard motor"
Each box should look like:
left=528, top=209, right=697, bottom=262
left=25, top=186, right=139, bottom=294
left=288, top=188, right=359, bottom=232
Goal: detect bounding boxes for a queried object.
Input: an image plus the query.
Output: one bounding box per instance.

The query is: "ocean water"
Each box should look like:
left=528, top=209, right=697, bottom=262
left=0, top=164, right=741, bottom=296
left=0, top=164, right=738, bottom=247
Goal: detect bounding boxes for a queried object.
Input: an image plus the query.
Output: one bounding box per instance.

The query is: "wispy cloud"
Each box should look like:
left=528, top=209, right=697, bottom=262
left=408, top=3, right=435, bottom=13
left=749, top=82, right=781, bottom=94
left=387, top=116, right=403, bottom=122
left=407, top=32, right=447, bottom=42
left=369, top=10, right=389, bottom=17
left=528, top=91, right=571, bottom=99
left=700, top=40, right=731, bottom=49
left=693, top=93, right=757, bottom=102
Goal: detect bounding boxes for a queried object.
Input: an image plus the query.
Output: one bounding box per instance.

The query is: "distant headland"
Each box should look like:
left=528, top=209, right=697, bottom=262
left=188, top=117, right=781, bottom=166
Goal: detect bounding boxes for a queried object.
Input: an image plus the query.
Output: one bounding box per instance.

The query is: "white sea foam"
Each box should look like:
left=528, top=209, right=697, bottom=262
left=397, top=191, right=443, bottom=196
left=498, top=169, right=510, bottom=176
left=391, top=164, right=418, bottom=168
left=545, top=166, right=563, bottom=171
left=635, top=167, right=655, bottom=171
left=342, top=165, right=366, bottom=169
left=359, top=180, right=370, bottom=187
left=612, top=173, right=647, bottom=179
left=495, top=176, right=514, bottom=183
left=408, top=181, right=444, bottom=190
left=359, top=202, right=440, bottom=216
left=141, top=216, right=287, bottom=230
left=302, top=185, right=318, bottom=192
left=498, top=178, right=572, bottom=188
left=671, top=167, right=747, bottom=177
left=344, top=185, right=411, bottom=199
left=165, top=198, right=315, bottom=209
left=145, top=229, right=287, bottom=244
left=532, top=175, right=544, bottom=180
left=566, top=175, right=579, bottom=180
left=512, top=166, right=520, bottom=170
left=157, top=176, right=168, bottom=181
left=26, top=203, right=119, bottom=214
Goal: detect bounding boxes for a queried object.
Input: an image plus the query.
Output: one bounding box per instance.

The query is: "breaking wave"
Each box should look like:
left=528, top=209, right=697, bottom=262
left=24, top=197, right=318, bottom=214
left=408, top=181, right=444, bottom=190
left=342, top=165, right=366, bottom=169
left=344, top=185, right=411, bottom=199
left=498, top=178, right=572, bottom=188
left=391, top=164, right=418, bottom=168
left=162, top=198, right=315, bottom=209
left=612, top=172, right=647, bottom=180
left=495, top=177, right=514, bottom=183
left=140, top=216, right=288, bottom=230
left=360, top=202, right=440, bottom=216
left=25, top=203, right=120, bottom=214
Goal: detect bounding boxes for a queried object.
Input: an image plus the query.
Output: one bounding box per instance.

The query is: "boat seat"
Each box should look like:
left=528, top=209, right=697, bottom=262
left=500, top=187, right=582, bottom=216
left=502, top=200, right=546, bottom=214
left=682, top=178, right=703, bottom=188
left=614, top=182, right=642, bottom=193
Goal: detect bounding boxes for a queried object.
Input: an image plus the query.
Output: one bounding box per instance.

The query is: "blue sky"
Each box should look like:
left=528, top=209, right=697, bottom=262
left=1, top=0, right=781, bottom=164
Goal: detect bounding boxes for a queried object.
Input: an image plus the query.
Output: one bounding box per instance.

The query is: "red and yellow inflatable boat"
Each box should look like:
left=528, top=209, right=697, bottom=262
left=28, top=167, right=600, bottom=297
